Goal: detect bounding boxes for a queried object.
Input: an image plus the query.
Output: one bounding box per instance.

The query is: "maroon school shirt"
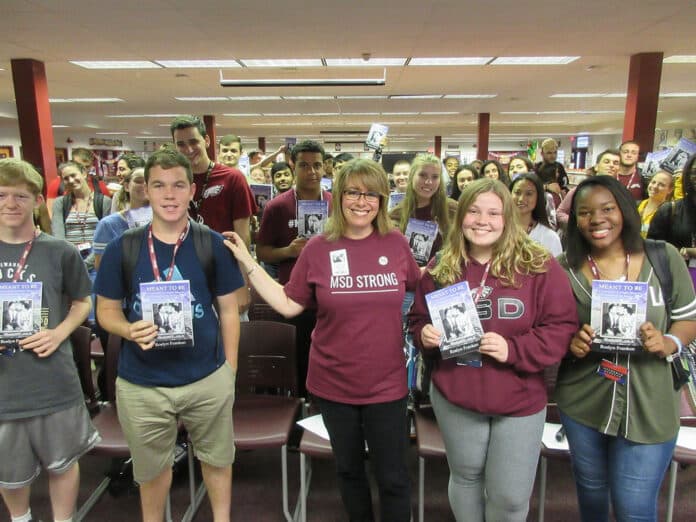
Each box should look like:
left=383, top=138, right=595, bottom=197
left=284, top=229, right=420, bottom=404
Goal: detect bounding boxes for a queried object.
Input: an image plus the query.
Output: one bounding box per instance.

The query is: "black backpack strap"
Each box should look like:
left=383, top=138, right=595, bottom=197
left=643, top=238, right=673, bottom=328
left=93, top=191, right=104, bottom=219
left=189, top=221, right=216, bottom=297
left=62, top=193, right=73, bottom=222
left=121, top=225, right=147, bottom=295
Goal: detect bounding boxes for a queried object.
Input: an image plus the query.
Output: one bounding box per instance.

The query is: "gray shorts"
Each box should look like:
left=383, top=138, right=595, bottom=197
left=0, top=402, right=101, bottom=488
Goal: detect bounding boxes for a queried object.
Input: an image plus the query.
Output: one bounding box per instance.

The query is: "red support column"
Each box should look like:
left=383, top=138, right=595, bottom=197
left=257, top=137, right=266, bottom=154
left=477, top=113, right=490, bottom=161
left=622, top=53, right=663, bottom=158
left=203, top=115, right=216, bottom=162
left=434, top=136, right=442, bottom=158
left=11, top=59, right=57, bottom=195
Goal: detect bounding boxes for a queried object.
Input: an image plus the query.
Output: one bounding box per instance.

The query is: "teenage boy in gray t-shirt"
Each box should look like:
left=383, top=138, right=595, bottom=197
left=0, top=159, right=99, bottom=522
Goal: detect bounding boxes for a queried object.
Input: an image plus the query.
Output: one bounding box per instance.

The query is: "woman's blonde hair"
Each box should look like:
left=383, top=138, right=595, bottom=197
left=324, top=159, right=392, bottom=241
left=396, top=153, right=451, bottom=235
left=430, top=178, right=550, bottom=287
left=0, top=158, right=44, bottom=195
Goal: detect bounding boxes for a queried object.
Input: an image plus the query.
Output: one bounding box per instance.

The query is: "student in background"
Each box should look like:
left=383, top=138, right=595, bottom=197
left=510, top=173, right=562, bottom=256
left=637, top=170, right=673, bottom=238
left=449, top=164, right=479, bottom=201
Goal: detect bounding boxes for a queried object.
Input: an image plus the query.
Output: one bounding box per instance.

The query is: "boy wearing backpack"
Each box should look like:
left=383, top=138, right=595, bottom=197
left=0, top=159, right=99, bottom=522
left=95, top=149, right=243, bottom=522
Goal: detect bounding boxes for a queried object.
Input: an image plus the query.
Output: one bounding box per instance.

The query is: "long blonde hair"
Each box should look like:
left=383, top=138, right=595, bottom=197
left=430, top=178, right=550, bottom=287
left=324, top=159, right=392, bottom=241
left=396, top=153, right=451, bottom=235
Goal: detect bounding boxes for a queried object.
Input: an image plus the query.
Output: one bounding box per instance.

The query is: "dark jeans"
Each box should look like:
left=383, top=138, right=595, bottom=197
left=560, top=411, right=676, bottom=522
left=316, top=395, right=412, bottom=522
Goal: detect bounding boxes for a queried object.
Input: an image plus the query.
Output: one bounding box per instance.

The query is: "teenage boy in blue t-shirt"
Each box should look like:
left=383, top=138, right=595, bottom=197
left=95, top=149, right=243, bottom=522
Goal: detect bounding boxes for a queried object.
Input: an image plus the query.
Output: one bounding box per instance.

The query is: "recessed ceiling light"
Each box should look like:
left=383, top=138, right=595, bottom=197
left=382, top=112, right=419, bottom=115
left=336, top=95, right=389, bottom=100
left=107, top=114, right=182, bottom=118
left=50, top=98, right=124, bottom=103
left=282, top=96, right=335, bottom=100
left=325, top=58, right=406, bottom=67
left=341, top=112, right=381, bottom=115
left=604, top=93, right=627, bottom=98
left=408, top=57, right=492, bottom=66
left=227, top=96, right=282, bottom=101
left=389, top=94, right=442, bottom=100
left=663, top=55, right=696, bottom=64
left=500, top=110, right=622, bottom=114
left=262, top=113, right=302, bottom=116
left=421, top=112, right=460, bottom=115
left=491, top=56, right=580, bottom=65
left=303, top=113, right=340, bottom=116
left=550, top=93, right=607, bottom=98
left=175, top=96, right=229, bottom=101
left=156, top=60, right=241, bottom=68
left=240, top=59, right=323, bottom=67
left=662, top=92, right=696, bottom=97
left=443, top=94, right=497, bottom=99
left=69, top=60, right=160, bottom=69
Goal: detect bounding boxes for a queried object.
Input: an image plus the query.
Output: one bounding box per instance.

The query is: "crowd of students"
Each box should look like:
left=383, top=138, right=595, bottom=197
left=1, top=122, right=695, bottom=522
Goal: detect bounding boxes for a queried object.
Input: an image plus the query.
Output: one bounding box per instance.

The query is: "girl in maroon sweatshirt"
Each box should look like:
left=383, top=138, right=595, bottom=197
left=410, top=178, right=577, bottom=522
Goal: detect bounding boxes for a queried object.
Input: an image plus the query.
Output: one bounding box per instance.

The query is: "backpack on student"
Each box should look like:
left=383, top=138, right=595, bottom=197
left=60, top=175, right=106, bottom=221
left=643, top=239, right=696, bottom=407
left=120, top=220, right=216, bottom=297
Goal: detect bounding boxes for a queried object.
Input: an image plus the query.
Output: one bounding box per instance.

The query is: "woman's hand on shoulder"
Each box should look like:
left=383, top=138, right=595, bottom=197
left=222, top=231, right=254, bottom=270
left=569, top=324, right=594, bottom=359
left=640, top=321, right=674, bottom=358
left=420, top=324, right=442, bottom=349
left=478, top=331, right=509, bottom=363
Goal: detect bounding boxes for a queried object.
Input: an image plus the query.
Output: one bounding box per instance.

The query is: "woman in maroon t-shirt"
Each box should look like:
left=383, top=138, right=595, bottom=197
left=224, top=159, right=420, bottom=522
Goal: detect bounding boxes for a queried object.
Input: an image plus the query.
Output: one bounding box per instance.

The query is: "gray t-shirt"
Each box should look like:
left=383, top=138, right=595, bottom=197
left=0, top=233, right=92, bottom=420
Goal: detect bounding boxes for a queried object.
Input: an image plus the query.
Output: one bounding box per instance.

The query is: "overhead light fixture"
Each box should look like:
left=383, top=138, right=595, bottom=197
left=389, top=94, right=442, bottom=100
left=70, top=60, right=160, bottom=69
left=240, top=59, right=323, bottom=67
left=107, top=113, right=182, bottom=118
left=421, top=111, right=460, bottom=115
left=157, top=60, right=241, bottom=68
left=491, top=56, right=580, bottom=65
left=50, top=98, right=124, bottom=103
left=303, top=112, right=340, bottom=116
left=662, top=92, right=696, bottom=97
left=382, top=112, right=419, bottom=115
left=282, top=96, right=336, bottom=100
left=227, top=96, right=282, bottom=100
left=604, top=93, right=627, bottom=97
left=663, top=55, right=696, bottom=63
left=52, top=125, right=70, bottom=128
left=222, top=113, right=262, bottom=117
left=550, top=93, right=607, bottom=98
left=336, top=95, right=388, bottom=99
left=500, top=110, right=623, bottom=114
left=443, top=94, right=497, bottom=99
left=175, top=96, right=229, bottom=101
left=341, top=112, right=380, bottom=115
left=220, top=69, right=386, bottom=87
left=325, top=58, right=406, bottom=67
left=408, top=57, right=492, bottom=66
left=262, top=113, right=302, bottom=116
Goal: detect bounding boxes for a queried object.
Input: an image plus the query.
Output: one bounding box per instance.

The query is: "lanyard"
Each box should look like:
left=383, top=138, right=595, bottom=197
left=189, top=162, right=214, bottom=217
left=472, top=262, right=491, bottom=304
left=620, top=170, right=637, bottom=190
left=147, top=222, right=190, bottom=282
left=587, top=253, right=630, bottom=281
left=12, top=231, right=39, bottom=283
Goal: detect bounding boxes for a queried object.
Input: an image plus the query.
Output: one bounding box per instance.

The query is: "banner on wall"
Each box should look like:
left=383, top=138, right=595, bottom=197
left=488, top=151, right=527, bottom=165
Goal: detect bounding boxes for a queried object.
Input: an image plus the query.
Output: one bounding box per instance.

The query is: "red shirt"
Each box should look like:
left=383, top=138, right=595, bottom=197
left=256, top=189, right=332, bottom=284
left=284, top=230, right=420, bottom=404
left=618, top=169, right=645, bottom=201
left=190, top=163, right=256, bottom=233
left=410, top=257, right=578, bottom=416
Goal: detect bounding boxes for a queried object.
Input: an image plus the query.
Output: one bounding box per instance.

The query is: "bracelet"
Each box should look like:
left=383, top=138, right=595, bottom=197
left=246, top=264, right=257, bottom=276
left=664, top=334, right=683, bottom=360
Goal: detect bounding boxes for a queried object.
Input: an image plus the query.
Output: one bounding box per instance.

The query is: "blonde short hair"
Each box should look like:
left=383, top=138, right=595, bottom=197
left=0, top=158, right=44, bottom=195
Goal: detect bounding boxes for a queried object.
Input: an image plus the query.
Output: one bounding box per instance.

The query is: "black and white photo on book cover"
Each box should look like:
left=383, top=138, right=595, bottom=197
left=660, top=138, right=696, bottom=174
left=388, top=192, right=405, bottom=210
left=0, top=282, right=42, bottom=346
left=425, top=281, right=483, bottom=359
left=405, top=218, right=438, bottom=265
left=297, top=200, right=329, bottom=238
left=250, top=183, right=273, bottom=211
left=365, top=123, right=389, bottom=150
left=140, top=280, right=194, bottom=348
left=590, top=280, right=648, bottom=353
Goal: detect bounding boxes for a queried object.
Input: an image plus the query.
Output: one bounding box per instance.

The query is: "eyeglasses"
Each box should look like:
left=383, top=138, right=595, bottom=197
left=343, top=189, right=381, bottom=203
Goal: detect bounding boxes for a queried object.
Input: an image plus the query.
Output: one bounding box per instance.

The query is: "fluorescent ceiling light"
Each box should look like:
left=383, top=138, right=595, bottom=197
left=604, top=93, right=627, bottom=98
left=389, top=94, right=442, bottom=99
left=223, top=113, right=261, bottom=117
left=227, top=96, right=282, bottom=101
left=550, top=93, right=607, bottom=98
left=382, top=112, right=419, bottom=115
left=50, top=97, right=124, bottom=103
left=52, top=125, right=69, bottom=128
left=421, top=112, right=460, bottom=115
left=175, top=96, right=229, bottom=101
left=500, top=110, right=623, bottom=114
left=241, top=59, right=323, bottom=67
left=443, top=94, right=497, bottom=99
left=70, top=60, right=160, bottom=69
left=336, top=95, right=388, bottom=99
left=262, top=113, right=302, bottom=116
left=325, top=58, right=406, bottom=67
left=341, top=112, right=380, bottom=115
left=156, top=60, right=241, bottom=68
left=662, top=92, right=696, bottom=97
left=220, top=73, right=386, bottom=87
left=664, top=55, right=696, bottom=64
left=107, top=113, right=182, bottom=118
left=491, top=56, right=580, bottom=65
left=303, top=113, right=340, bottom=116
left=282, top=96, right=335, bottom=100
left=96, top=132, right=128, bottom=135
left=408, top=57, right=492, bottom=66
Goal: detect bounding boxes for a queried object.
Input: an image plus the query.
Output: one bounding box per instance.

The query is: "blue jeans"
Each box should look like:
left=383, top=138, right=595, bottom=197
left=316, top=396, right=411, bottom=522
left=559, top=411, right=676, bottom=522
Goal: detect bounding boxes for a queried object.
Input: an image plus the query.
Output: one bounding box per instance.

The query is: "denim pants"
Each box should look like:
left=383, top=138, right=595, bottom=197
left=316, top=396, right=412, bottom=522
left=560, top=411, right=676, bottom=522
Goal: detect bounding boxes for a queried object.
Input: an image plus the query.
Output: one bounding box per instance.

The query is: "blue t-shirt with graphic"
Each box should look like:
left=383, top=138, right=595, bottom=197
left=94, top=228, right=243, bottom=387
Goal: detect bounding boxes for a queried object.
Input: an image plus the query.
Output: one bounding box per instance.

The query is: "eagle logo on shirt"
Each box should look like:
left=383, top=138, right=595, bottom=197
left=203, top=185, right=224, bottom=199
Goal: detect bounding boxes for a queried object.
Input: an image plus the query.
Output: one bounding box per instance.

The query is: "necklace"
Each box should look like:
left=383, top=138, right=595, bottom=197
left=587, top=253, right=630, bottom=281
